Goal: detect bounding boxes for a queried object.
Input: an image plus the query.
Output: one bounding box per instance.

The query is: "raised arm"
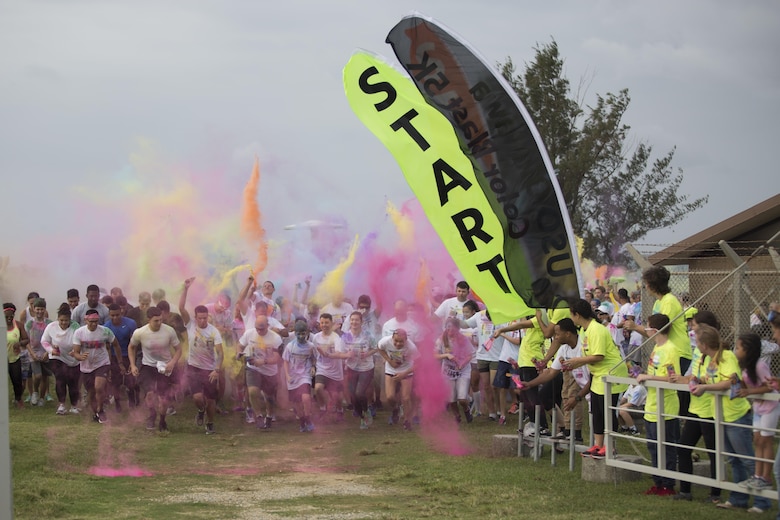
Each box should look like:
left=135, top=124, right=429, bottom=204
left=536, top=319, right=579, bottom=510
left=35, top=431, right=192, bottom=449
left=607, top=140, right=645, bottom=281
left=178, top=277, right=195, bottom=325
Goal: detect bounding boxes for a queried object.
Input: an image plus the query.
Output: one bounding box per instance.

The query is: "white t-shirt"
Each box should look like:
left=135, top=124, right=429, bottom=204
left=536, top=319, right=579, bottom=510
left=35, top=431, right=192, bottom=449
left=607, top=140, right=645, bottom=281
left=240, top=328, right=283, bottom=376
left=129, top=324, right=180, bottom=367
left=377, top=335, right=419, bottom=375
left=41, top=321, right=80, bottom=367
left=342, top=328, right=375, bottom=372
left=321, top=302, right=354, bottom=332
left=71, top=302, right=110, bottom=326
left=73, top=325, right=116, bottom=373
left=185, top=321, right=223, bottom=371
left=282, top=339, right=316, bottom=390
left=241, top=308, right=285, bottom=334
left=550, top=339, right=591, bottom=389
left=381, top=317, right=421, bottom=342
left=466, top=311, right=503, bottom=362
left=497, top=329, right=520, bottom=363
left=312, top=331, right=346, bottom=381
left=434, top=297, right=467, bottom=322
left=624, top=384, right=648, bottom=407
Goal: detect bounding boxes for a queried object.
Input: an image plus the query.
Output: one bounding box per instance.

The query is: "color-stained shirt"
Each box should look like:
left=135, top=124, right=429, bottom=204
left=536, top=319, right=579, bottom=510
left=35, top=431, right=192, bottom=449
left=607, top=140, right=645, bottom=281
left=73, top=325, right=116, bottom=373
left=240, top=328, right=282, bottom=376
left=129, top=324, right=180, bottom=367
left=186, top=321, right=223, bottom=371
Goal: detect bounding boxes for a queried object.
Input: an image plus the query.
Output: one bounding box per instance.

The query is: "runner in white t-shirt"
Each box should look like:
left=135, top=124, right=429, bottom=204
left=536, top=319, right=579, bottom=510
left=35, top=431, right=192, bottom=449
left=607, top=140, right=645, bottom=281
left=435, top=318, right=475, bottom=424
left=72, top=309, right=122, bottom=424
left=312, top=313, right=349, bottom=421
left=465, top=308, right=502, bottom=420
left=283, top=320, right=317, bottom=432
left=180, top=278, right=224, bottom=435
left=342, top=310, right=377, bottom=429
left=128, top=307, right=182, bottom=433
left=239, top=315, right=283, bottom=429
left=377, top=329, right=419, bottom=430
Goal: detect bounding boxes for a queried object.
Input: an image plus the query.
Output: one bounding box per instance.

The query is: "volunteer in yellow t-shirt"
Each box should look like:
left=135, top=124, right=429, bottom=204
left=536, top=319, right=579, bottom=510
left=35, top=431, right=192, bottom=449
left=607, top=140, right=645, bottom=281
left=690, top=323, right=770, bottom=512
left=636, top=314, right=680, bottom=496
left=563, top=299, right=628, bottom=459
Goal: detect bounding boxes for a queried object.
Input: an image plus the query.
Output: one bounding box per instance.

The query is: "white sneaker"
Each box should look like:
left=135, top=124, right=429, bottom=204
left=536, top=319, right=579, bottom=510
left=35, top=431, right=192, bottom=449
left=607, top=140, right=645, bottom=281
left=69, top=407, right=81, bottom=414
left=166, top=407, right=176, bottom=416
left=30, top=392, right=39, bottom=406
left=56, top=404, right=66, bottom=415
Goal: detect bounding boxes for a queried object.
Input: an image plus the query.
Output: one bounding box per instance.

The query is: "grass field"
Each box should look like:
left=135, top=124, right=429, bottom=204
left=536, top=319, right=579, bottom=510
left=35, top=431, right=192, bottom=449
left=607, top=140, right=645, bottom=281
left=8, top=397, right=777, bottom=519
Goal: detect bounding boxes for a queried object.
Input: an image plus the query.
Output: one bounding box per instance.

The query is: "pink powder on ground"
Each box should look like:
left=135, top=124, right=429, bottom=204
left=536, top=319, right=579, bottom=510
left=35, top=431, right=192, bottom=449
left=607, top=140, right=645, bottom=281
left=88, top=466, right=153, bottom=477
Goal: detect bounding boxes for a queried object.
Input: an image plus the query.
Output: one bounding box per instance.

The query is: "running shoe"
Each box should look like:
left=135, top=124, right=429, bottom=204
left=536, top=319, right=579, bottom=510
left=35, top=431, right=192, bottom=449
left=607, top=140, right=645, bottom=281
left=146, top=417, right=156, bottom=431
left=644, top=486, right=660, bottom=495
left=97, top=410, right=108, bottom=424
left=750, top=477, right=772, bottom=491
left=498, top=415, right=507, bottom=426
left=56, top=404, right=67, bottom=415
left=245, top=407, right=256, bottom=424
left=656, top=487, right=676, bottom=497
left=582, top=445, right=601, bottom=458
left=166, top=406, right=177, bottom=416
left=305, top=421, right=315, bottom=433
left=24, top=395, right=31, bottom=404
left=159, top=419, right=169, bottom=433
left=31, top=393, right=39, bottom=406
left=365, top=412, right=373, bottom=426
left=488, top=413, right=497, bottom=421
left=507, top=402, right=519, bottom=415
left=92, top=413, right=100, bottom=423
left=360, top=419, right=368, bottom=430
left=68, top=407, right=80, bottom=414
left=590, top=446, right=607, bottom=459
left=739, top=477, right=759, bottom=489
left=367, top=404, right=376, bottom=418
left=390, top=408, right=399, bottom=425
left=205, top=423, right=215, bottom=435
left=45, top=394, right=54, bottom=402
left=747, top=506, right=766, bottom=513
left=196, top=409, right=205, bottom=427
left=264, top=416, right=272, bottom=429
left=403, top=420, right=412, bottom=431
left=465, top=409, right=474, bottom=424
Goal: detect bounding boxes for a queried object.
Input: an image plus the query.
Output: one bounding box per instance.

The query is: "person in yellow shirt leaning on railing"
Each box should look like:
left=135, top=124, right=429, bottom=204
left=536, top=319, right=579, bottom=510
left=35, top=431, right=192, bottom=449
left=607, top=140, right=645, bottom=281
left=636, top=313, right=680, bottom=496
left=690, top=324, right=771, bottom=513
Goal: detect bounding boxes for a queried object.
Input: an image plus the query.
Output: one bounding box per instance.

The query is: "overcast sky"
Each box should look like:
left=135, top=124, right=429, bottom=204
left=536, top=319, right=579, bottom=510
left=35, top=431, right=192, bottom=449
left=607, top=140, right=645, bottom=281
left=1, top=1, right=778, bottom=296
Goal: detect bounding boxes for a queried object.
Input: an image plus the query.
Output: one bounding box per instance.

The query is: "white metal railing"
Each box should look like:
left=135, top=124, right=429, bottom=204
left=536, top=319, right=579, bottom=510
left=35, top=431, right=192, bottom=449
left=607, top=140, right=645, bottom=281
left=604, top=375, right=780, bottom=501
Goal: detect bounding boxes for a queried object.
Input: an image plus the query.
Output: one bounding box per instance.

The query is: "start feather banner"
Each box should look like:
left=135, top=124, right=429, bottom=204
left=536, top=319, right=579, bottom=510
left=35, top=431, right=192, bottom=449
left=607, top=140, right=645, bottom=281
left=386, top=13, right=582, bottom=310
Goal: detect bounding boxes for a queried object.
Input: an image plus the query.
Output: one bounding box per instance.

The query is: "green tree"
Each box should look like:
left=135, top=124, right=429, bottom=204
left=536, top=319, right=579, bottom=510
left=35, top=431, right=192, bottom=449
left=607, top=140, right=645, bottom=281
left=499, top=40, right=707, bottom=266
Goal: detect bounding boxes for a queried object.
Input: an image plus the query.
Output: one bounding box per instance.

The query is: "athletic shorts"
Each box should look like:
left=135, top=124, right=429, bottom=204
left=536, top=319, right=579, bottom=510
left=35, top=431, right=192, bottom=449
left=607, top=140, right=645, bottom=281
left=477, top=359, right=499, bottom=373
left=246, top=369, right=278, bottom=397
left=753, top=405, right=780, bottom=437
left=492, top=361, right=519, bottom=389
left=187, top=365, right=218, bottom=400
left=31, top=360, right=53, bottom=377
left=314, top=374, right=343, bottom=393
left=289, top=384, right=311, bottom=403
left=82, top=365, right=110, bottom=392
left=138, top=364, right=176, bottom=400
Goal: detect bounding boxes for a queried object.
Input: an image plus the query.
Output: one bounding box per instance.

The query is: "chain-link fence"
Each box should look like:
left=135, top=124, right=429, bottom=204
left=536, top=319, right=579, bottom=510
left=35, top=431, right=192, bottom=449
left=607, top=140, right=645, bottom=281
left=634, top=243, right=780, bottom=374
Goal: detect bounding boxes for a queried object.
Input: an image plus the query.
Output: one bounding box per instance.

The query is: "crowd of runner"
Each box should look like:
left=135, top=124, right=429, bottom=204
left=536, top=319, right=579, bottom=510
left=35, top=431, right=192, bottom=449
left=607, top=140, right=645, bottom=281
left=5, top=266, right=780, bottom=512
